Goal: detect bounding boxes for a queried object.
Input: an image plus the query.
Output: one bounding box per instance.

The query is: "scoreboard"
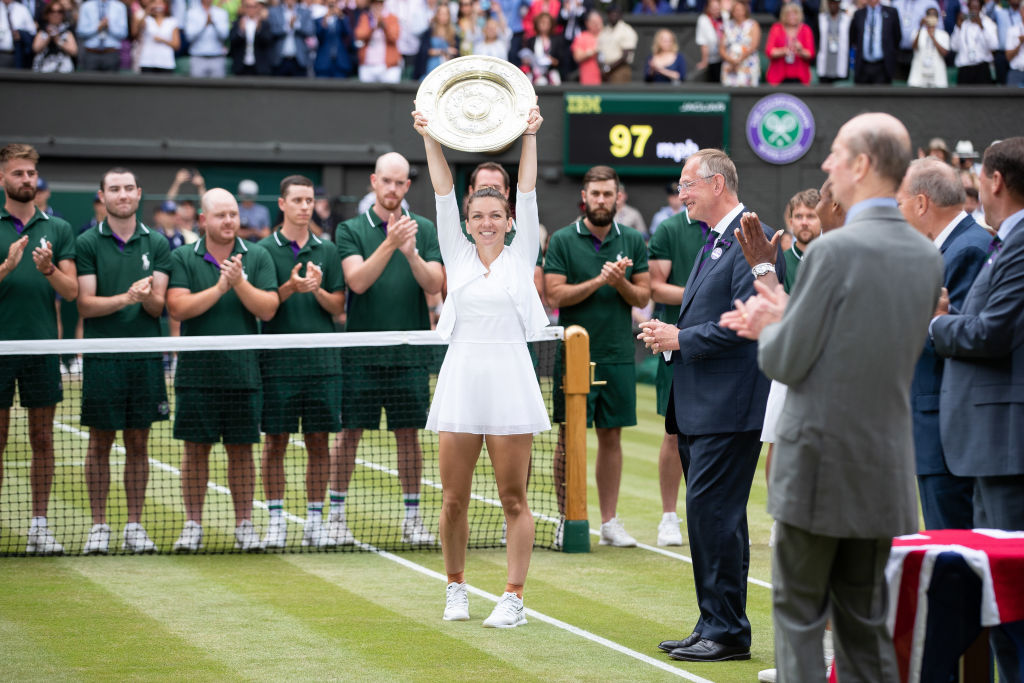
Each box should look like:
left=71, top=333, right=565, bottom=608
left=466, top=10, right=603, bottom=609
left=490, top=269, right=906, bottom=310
left=562, top=93, right=731, bottom=176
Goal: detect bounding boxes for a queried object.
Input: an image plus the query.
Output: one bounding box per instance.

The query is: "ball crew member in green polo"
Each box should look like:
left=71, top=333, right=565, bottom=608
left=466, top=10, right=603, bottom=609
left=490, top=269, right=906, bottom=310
left=257, top=175, right=345, bottom=550
left=77, top=168, right=172, bottom=555
left=330, top=152, right=444, bottom=546
left=544, top=164, right=651, bottom=549
left=647, top=204, right=708, bottom=548
left=0, top=144, right=79, bottom=555
left=166, top=188, right=279, bottom=553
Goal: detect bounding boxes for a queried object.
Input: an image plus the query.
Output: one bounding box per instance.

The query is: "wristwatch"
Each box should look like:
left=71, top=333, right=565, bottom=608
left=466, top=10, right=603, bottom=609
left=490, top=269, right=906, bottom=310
left=751, top=263, right=776, bottom=278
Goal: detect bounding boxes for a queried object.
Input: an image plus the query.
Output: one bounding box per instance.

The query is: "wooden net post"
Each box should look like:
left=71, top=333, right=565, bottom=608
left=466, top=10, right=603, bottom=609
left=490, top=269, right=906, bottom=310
left=562, top=325, right=595, bottom=553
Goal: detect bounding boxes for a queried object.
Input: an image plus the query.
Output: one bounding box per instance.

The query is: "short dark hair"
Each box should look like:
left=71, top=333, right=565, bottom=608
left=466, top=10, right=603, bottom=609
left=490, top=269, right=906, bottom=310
left=280, top=174, right=315, bottom=198
left=0, top=143, right=40, bottom=167
left=981, top=137, right=1024, bottom=199
left=582, top=165, right=620, bottom=191
left=469, top=162, right=509, bottom=192
left=100, top=167, right=138, bottom=191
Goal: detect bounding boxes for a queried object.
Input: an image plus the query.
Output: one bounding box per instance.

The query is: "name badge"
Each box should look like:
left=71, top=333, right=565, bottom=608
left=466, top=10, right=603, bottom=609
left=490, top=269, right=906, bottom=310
left=710, top=246, right=723, bottom=260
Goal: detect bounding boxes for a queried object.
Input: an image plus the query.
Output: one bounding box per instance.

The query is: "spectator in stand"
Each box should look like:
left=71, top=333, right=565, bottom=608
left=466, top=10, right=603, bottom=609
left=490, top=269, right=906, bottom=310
left=983, top=0, right=1012, bottom=82
left=424, top=1, right=456, bottom=72
left=571, top=8, right=601, bottom=84
left=1009, top=0, right=1024, bottom=86
left=134, top=0, right=180, bottom=74
left=649, top=181, right=685, bottom=236
left=229, top=0, right=274, bottom=75
left=388, top=0, right=430, bottom=78
left=185, top=0, right=230, bottom=77
left=472, top=5, right=510, bottom=58
left=597, top=4, right=636, bottom=82
left=816, top=0, right=850, bottom=83
left=523, top=0, right=559, bottom=41
left=269, top=0, right=314, bottom=76
left=496, top=0, right=530, bottom=64
left=951, top=0, right=998, bottom=83
left=77, top=0, right=128, bottom=71
left=167, top=167, right=207, bottom=204
left=154, top=200, right=196, bottom=249
left=521, top=11, right=562, bottom=83
left=32, top=2, right=77, bottom=73
left=894, top=0, right=936, bottom=78
left=176, top=199, right=200, bottom=237
left=33, top=178, right=63, bottom=218
left=615, top=183, right=648, bottom=238
left=850, top=0, right=901, bottom=84
left=765, top=2, right=814, bottom=84
left=720, top=0, right=761, bottom=85
left=645, top=28, right=686, bottom=82
left=237, top=179, right=271, bottom=241
left=314, top=0, right=355, bottom=76
left=695, top=0, right=724, bottom=82
left=922, top=136, right=951, bottom=162
left=634, top=0, right=673, bottom=14
left=557, top=0, right=587, bottom=79
left=0, top=0, right=36, bottom=69
left=908, top=4, right=950, bottom=86
left=356, top=0, right=401, bottom=81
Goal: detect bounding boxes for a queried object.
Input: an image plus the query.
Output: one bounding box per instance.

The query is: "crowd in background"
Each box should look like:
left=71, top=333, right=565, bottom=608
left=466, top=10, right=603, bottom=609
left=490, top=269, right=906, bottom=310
left=1, top=0, right=1021, bottom=84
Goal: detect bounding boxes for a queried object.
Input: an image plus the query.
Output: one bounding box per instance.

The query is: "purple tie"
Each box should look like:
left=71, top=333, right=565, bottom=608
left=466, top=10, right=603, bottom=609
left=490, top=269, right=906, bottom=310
left=694, top=225, right=718, bottom=276
left=988, top=235, right=1003, bottom=255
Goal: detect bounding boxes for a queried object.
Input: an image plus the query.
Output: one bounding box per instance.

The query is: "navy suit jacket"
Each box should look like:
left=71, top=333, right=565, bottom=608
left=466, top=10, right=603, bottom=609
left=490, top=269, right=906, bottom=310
left=933, top=216, right=1024, bottom=477
left=850, top=5, right=902, bottom=80
left=268, top=5, right=314, bottom=67
left=668, top=210, right=785, bottom=436
left=911, top=214, right=991, bottom=475
left=229, top=17, right=275, bottom=75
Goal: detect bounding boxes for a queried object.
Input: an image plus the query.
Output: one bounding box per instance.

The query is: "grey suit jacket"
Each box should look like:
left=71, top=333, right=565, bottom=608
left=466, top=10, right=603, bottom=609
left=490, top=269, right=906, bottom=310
left=759, top=205, right=943, bottom=538
left=932, top=216, right=1024, bottom=477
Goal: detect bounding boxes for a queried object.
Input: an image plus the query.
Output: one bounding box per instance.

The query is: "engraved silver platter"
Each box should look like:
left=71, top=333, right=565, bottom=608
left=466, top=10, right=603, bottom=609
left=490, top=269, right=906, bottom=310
left=415, top=55, right=536, bottom=153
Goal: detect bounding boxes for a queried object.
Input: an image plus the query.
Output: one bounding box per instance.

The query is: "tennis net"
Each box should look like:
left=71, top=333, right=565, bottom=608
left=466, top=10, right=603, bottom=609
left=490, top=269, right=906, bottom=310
left=0, top=329, right=563, bottom=555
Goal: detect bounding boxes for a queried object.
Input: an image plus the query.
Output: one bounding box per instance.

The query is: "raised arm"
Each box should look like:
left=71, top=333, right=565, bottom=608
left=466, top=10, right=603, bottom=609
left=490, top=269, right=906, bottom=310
left=412, top=109, right=454, bottom=196
left=518, top=104, right=541, bottom=193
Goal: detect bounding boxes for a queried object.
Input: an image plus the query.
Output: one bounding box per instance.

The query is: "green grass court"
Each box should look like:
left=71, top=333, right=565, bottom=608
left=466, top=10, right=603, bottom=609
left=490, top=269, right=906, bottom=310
left=0, top=383, right=776, bottom=682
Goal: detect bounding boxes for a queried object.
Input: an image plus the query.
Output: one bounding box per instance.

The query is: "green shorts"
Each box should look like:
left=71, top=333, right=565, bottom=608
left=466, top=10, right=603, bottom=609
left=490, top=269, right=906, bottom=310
left=81, top=356, right=170, bottom=430
left=341, top=364, right=429, bottom=430
left=552, top=360, right=637, bottom=429
left=173, top=388, right=262, bottom=444
left=0, top=354, right=62, bottom=409
left=655, top=357, right=672, bottom=417
left=261, top=375, right=343, bottom=435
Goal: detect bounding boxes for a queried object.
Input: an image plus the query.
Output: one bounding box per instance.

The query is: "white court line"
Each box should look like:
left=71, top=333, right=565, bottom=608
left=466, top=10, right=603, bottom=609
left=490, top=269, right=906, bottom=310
left=51, top=421, right=771, bottom=589
left=53, top=420, right=713, bottom=681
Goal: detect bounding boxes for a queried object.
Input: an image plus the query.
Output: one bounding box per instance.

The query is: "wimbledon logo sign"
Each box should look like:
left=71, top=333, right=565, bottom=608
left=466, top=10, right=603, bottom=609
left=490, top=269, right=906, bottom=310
left=746, top=94, right=815, bottom=165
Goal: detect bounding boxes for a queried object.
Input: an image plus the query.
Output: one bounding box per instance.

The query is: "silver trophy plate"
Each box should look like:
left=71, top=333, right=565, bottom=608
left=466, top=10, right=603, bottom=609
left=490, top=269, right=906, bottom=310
left=415, top=55, right=536, bottom=153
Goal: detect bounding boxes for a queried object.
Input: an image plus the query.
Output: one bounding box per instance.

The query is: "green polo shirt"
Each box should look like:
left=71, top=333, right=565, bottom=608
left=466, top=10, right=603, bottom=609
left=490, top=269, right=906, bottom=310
left=76, top=221, right=172, bottom=340
left=335, top=207, right=441, bottom=332
left=783, top=244, right=804, bottom=294
left=168, top=236, right=276, bottom=389
left=0, top=207, right=75, bottom=341
left=647, top=210, right=706, bottom=326
left=258, top=228, right=345, bottom=377
left=544, top=220, right=648, bottom=364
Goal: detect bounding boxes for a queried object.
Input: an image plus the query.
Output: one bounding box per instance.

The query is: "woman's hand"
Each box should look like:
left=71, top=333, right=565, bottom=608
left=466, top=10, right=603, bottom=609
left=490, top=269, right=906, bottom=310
left=412, top=108, right=431, bottom=138
left=524, top=103, right=542, bottom=135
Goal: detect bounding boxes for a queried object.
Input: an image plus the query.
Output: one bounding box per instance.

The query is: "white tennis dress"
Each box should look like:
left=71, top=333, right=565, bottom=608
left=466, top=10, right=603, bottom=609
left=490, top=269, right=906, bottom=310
left=426, top=188, right=552, bottom=435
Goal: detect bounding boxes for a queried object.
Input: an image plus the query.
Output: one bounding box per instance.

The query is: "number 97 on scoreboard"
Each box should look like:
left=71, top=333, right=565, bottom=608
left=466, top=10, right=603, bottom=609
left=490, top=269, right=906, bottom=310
left=562, top=93, right=730, bottom=177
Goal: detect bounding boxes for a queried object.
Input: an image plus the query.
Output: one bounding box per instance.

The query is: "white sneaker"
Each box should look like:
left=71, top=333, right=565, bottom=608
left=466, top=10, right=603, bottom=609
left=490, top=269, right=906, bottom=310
left=483, top=592, right=526, bottom=628
left=657, top=513, right=683, bottom=547
left=261, top=516, right=287, bottom=549
left=122, top=523, right=157, bottom=554
left=235, top=520, right=262, bottom=552
left=26, top=524, right=64, bottom=555
left=83, top=523, right=110, bottom=555
left=402, top=515, right=435, bottom=545
left=326, top=511, right=355, bottom=546
left=443, top=581, right=470, bottom=621
left=302, top=517, right=328, bottom=548
left=67, top=357, right=82, bottom=375
left=552, top=516, right=564, bottom=550
left=173, top=520, right=203, bottom=552
left=757, top=668, right=777, bottom=683
left=599, top=517, right=637, bottom=547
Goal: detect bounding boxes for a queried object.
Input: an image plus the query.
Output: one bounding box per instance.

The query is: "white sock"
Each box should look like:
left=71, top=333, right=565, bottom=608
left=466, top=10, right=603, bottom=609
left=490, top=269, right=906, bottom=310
left=268, top=499, right=284, bottom=518
left=662, top=512, right=679, bottom=523
left=307, top=502, right=323, bottom=523
left=31, top=516, right=47, bottom=530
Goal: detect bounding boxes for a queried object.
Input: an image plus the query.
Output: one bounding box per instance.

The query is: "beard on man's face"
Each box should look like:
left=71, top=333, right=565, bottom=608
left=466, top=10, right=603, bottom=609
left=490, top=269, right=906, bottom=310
left=585, top=204, right=613, bottom=227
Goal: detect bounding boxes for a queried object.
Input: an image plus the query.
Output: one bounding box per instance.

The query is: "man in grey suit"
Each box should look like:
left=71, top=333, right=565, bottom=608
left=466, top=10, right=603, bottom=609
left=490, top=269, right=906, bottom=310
left=930, top=136, right=1024, bottom=680
left=897, top=158, right=992, bottom=531
left=722, top=113, right=943, bottom=682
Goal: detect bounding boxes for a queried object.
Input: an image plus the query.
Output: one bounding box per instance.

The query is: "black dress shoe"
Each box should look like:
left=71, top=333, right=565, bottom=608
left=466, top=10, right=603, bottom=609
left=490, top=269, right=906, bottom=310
left=657, top=632, right=701, bottom=653
left=668, top=638, right=751, bottom=662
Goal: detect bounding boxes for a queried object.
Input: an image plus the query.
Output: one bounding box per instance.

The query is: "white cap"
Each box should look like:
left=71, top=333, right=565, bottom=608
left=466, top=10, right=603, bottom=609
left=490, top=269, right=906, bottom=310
left=954, top=140, right=978, bottom=159
left=238, top=179, right=259, bottom=197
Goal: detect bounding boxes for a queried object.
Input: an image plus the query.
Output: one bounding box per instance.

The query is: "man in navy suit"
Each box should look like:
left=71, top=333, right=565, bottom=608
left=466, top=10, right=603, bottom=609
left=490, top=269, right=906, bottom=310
left=931, top=136, right=1024, bottom=680
left=268, top=0, right=314, bottom=76
left=897, top=158, right=991, bottom=530
left=850, top=0, right=902, bottom=83
left=638, top=149, right=785, bottom=663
